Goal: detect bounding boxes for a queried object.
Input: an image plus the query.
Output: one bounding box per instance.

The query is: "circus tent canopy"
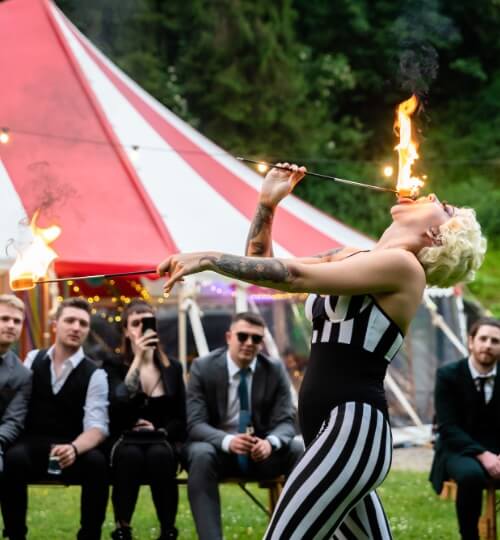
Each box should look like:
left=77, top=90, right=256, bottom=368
left=0, top=0, right=373, bottom=278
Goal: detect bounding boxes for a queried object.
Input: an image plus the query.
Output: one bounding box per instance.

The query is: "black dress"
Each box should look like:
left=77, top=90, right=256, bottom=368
left=104, top=355, right=187, bottom=535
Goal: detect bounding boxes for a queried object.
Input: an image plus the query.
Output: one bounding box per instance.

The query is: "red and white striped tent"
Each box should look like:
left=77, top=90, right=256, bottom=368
left=1, top=0, right=468, bottom=436
left=0, top=0, right=373, bottom=277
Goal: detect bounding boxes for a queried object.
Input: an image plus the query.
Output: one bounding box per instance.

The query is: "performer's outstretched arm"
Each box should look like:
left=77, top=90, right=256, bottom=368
left=158, top=249, right=424, bottom=304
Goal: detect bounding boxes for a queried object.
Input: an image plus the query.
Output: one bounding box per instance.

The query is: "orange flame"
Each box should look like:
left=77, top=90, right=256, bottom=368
left=394, top=95, right=424, bottom=198
left=9, top=210, right=61, bottom=291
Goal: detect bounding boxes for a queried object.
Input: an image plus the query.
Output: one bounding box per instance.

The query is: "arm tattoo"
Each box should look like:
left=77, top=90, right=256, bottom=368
left=245, top=204, right=275, bottom=256
left=313, top=247, right=344, bottom=260
left=125, top=368, right=140, bottom=396
left=200, top=254, right=293, bottom=286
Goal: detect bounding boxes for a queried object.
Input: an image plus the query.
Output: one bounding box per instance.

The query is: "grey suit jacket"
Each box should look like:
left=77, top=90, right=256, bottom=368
left=187, top=347, right=296, bottom=449
left=0, top=350, right=32, bottom=450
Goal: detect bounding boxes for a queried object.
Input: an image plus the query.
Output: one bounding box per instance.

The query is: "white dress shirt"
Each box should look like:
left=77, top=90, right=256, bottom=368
left=25, top=346, right=109, bottom=436
left=220, top=352, right=280, bottom=453
left=468, top=356, right=496, bottom=404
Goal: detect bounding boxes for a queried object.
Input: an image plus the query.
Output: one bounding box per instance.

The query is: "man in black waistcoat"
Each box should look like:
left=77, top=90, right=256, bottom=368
left=1, top=298, right=110, bottom=540
left=430, top=317, right=500, bottom=540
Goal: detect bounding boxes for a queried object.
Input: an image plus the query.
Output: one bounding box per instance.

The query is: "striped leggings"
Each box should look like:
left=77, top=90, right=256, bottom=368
left=264, top=402, right=393, bottom=540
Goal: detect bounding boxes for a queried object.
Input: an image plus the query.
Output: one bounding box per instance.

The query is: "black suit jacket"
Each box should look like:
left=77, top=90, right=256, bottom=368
left=430, top=358, right=500, bottom=493
left=187, top=347, right=296, bottom=449
left=0, top=350, right=32, bottom=450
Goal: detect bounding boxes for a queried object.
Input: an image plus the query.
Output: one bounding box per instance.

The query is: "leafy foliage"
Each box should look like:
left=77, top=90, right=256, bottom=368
left=56, top=0, right=500, bottom=313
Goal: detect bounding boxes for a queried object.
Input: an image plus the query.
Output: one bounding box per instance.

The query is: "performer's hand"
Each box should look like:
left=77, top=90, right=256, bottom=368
left=51, top=444, right=77, bottom=469
left=477, top=451, right=500, bottom=479
left=260, top=163, right=306, bottom=208
left=250, top=438, right=272, bottom=462
left=229, top=434, right=256, bottom=455
left=157, top=252, right=213, bottom=294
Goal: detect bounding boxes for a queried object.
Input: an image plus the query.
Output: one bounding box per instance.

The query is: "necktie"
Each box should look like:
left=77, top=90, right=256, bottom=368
left=238, top=368, right=251, bottom=472
left=476, top=376, right=494, bottom=404
left=477, top=377, right=487, bottom=403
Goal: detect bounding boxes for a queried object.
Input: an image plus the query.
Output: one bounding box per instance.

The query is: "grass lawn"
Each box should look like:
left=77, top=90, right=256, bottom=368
left=0, top=471, right=461, bottom=539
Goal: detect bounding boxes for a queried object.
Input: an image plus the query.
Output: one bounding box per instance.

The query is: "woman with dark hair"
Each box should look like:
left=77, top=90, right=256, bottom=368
left=157, top=163, right=486, bottom=539
left=105, top=299, right=186, bottom=540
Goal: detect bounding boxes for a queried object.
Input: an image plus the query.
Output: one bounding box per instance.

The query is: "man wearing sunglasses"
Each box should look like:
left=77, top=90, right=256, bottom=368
left=184, top=311, right=302, bottom=540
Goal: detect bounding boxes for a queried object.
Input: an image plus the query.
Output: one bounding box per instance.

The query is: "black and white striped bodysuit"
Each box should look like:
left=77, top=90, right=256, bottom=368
left=264, top=292, right=404, bottom=540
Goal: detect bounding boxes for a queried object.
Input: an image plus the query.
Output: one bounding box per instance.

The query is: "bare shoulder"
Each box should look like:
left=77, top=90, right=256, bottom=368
left=365, top=248, right=426, bottom=293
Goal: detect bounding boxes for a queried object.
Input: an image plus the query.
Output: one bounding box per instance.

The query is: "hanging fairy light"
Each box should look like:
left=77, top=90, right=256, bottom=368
left=382, top=165, right=394, bottom=178
left=0, top=128, right=10, bottom=144
left=128, top=145, right=140, bottom=163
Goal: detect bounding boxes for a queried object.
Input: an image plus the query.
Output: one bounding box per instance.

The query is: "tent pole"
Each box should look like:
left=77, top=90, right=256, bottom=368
left=235, top=284, right=248, bottom=312
left=185, top=298, right=209, bottom=357
left=40, top=281, right=50, bottom=348
left=178, top=283, right=188, bottom=375
left=423, top=292, right=467, bottom=356
left=385, top=372, right=422, bottom=426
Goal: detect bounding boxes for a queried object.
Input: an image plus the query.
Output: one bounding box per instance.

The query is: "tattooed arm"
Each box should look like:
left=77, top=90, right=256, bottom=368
left=125, top=367, right=141, bottom=397
left=158, top=249, right=425, bottom=305
left=245, top=163, right=306, bottom=257
left=245, top=203, right=275, bottom=257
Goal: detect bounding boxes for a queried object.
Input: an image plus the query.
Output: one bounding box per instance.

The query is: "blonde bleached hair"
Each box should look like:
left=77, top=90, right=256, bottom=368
left=0, top=294, right=25, bottom=314
left=417, top=207, right=487, bottom=288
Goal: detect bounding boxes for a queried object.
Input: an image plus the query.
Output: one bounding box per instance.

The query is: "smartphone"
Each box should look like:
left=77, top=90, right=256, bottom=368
left=141, top=316, right=157, bottom=334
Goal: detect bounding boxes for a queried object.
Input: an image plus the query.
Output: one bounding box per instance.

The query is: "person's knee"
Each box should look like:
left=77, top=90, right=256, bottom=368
left=453, top=467, right=486, bottom=489
left=146, top=444, right=177, bottom=478
left=113, top=444, right=144, bottom=469
left=185, top=442, right=218, bottom=476
left=288, top=437, right=304, bottom=462
left=3, top=444, right=30, bottom=478
left=79, top=449, right=109, bottom=480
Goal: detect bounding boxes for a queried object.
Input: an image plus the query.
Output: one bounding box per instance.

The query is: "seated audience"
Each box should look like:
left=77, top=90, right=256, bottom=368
left=184, top=311, right=303, bottom=540
left=430, top=317, right=500, bottom=540
left=104, top=299, right=186, bottom=540
left=1, top=297, right=109, bottom=540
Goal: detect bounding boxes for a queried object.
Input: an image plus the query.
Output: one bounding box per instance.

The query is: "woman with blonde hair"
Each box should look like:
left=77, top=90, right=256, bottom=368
left=158, top=164, right=486, bottom=539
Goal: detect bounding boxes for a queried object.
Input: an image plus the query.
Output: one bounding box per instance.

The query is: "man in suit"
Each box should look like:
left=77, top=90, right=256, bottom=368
left=0, top=295, right=32, bottom=475
left=430, top=317, right=500, bottom=540
left=185, top=311, right=303, bottom=540
left=1, top=297, right=109, bottom=540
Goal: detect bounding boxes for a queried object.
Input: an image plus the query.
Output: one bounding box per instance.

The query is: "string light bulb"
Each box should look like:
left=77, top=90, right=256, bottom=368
left=0, top=128, right=10, bottom=144
left=128, top=145, right=140, bottom=163
left=382, top=165, right=394, bottom=178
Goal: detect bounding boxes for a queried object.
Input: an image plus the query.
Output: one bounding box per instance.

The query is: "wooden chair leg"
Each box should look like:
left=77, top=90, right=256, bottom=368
left=268, top=481, right=283, bottom=515
left=440, top=480, right=457, bottom=501
left=479, top=486, right=497, bottom=540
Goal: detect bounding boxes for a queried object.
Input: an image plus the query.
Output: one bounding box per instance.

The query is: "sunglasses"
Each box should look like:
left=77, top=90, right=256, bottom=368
left=236, top=332, right=264, bottom=345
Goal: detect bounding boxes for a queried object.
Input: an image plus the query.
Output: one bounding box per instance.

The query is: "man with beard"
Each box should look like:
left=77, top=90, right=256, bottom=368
left=0, top=295, right=31, bottom=476
left=1, top=298, right=109, bottom=540
left=430, top=317, right=500, bottom=540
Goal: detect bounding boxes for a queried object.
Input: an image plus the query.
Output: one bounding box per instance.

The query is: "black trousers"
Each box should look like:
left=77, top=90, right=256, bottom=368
left=111, top=442, right=178, bottom=533
left=446, top=453, right=492, bottom=540
left=1, top=438, right=109, bottom=540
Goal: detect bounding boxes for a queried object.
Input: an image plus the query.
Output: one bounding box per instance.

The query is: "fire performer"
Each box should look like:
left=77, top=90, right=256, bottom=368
left=157, top=163, right=486, bottom=539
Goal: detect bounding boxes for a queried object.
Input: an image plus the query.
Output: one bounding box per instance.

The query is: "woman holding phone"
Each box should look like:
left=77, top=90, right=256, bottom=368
left=105, top=299, right=186, bottom=540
